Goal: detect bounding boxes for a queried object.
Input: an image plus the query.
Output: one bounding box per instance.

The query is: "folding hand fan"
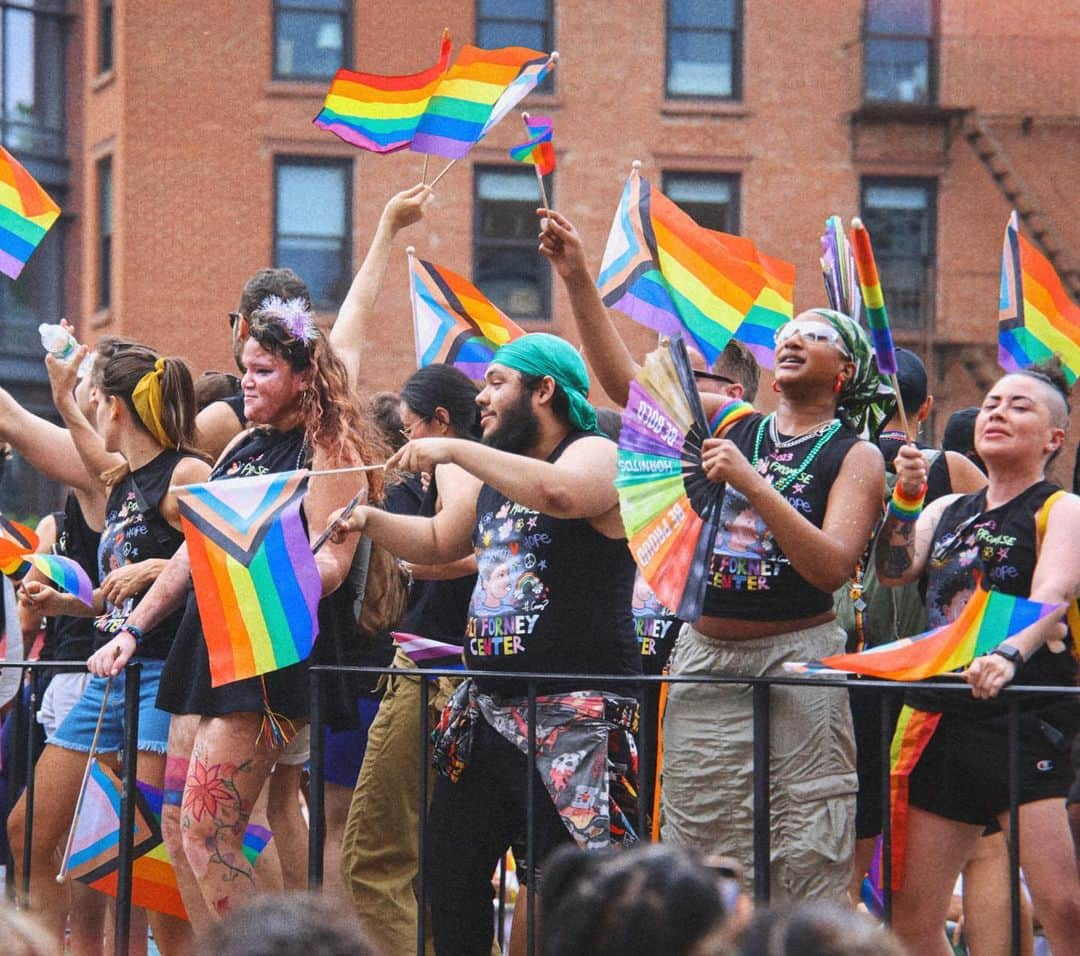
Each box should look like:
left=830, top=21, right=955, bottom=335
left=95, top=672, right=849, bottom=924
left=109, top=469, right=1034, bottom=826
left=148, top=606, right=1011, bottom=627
left=616, top=336, right=725, bottom=622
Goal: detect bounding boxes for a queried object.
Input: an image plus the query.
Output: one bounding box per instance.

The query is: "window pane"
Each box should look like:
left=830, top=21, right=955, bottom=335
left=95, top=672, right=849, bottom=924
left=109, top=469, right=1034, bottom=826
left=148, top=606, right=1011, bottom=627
left=478, top=0, right=546, bottom=17
left=862, top=181, right=933, bottom=328
left=276, top=236, right=345, bottom=307
left=276, top=165, right=346, bottom=237
left=275, top=10, right=344, bottom=79
left=668, top=31, right=733, bottom=97
left=866, top=0, right=931, bottom=36
left=670, top=0, right=735, bottom=28
left=664, top=173, right=737, bottom=233
left=4, top=10, right=35, bottom=126
left=864, top=38, right=929, bottom=104
left=475, top=248, right=545, bottom=318
left=99, top=0, right=114, bottom=72
left=477, top=22, right=545, bottom=50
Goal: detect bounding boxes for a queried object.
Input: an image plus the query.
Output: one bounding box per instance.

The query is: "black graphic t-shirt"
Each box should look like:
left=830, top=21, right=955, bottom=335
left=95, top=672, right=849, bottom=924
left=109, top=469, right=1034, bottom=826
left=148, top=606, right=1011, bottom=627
left=910, top=480, right=1077, bottom=715
left=41, top=493, right=100, bottom=663
left=96, top=451, right=188, bottom=659
left=465, top=432, right=641, bottom=695
left=702, top=412, right=861, bottom=621
left=631, top=569, right=681, bottom=675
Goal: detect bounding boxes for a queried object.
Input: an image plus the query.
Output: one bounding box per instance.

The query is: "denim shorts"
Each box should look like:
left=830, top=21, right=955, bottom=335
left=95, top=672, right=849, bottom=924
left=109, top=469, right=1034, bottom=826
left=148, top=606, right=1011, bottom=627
left=49, top=659, right=171, bottom=755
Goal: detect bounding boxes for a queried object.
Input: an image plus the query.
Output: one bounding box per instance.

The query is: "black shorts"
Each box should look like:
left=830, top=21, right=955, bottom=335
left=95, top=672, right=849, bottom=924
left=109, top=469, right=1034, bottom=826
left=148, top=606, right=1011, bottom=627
left=850, top=684, right=904, bottom=839
left=1069, top=730, right=1080, bottom=807
left=908, top=701, right=1078, bottom=827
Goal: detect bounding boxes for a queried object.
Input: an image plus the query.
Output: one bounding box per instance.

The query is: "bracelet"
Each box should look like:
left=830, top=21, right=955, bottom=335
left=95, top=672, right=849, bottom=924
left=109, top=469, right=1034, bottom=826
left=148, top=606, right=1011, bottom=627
left=121, top=623, right=145, bottom=650
left=888, top=482, right=927, bottom=522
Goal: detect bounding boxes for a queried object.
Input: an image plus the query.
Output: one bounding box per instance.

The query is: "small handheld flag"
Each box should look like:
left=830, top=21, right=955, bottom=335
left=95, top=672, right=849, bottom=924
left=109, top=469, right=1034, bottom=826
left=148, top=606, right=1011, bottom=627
left=850, top=218, right=897, bottom=376
left=999, top=210, right=1080, bottom=384
left=313, top=30, right=452, bottom=153
left=28, top=554, right=94, bottom=607
left=820, top=215, right=861, bottom=323
left=0, top=146, right=61, bottom=280
left=509, top=113, right=555, bottom=175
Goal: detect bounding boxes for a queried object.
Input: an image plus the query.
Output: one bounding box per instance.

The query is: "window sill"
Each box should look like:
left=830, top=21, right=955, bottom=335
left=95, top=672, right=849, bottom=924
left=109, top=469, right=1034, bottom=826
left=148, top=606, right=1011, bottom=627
left=661, top=100, right=750, bottom=120
left=91, top=70, right=116, bottom=94
left=265, top=79, right=333, bottom=99
left=853, top=103, right=967, bottom=124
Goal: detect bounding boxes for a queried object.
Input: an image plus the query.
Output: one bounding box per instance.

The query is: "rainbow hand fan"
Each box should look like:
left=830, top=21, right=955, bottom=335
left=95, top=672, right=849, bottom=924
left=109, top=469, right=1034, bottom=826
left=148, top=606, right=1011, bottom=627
left=616, top=336, right=724, bottom=622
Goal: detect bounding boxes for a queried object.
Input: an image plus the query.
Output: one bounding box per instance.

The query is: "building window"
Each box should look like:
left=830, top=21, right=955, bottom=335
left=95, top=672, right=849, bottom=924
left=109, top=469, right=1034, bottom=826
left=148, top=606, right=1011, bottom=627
left=98, top=0, right=114, bottom=73
left=474, top=166, right=550, bottom=321
left=860, top=179, right=936, bottom=329
left=274, top=158, right=352, bottom=310
left=273, top=0, right=349, bottom=81
left=97, top=156, right=112, bottom=310
left=476, top=0, right=553, bottom=92
left=0, top=0, right=68, bottom=156
left=662, top=172, right=739, bottom=233
left=864, top=0, right=934, bottom=105
left=666, top=0, right=741, bottom=99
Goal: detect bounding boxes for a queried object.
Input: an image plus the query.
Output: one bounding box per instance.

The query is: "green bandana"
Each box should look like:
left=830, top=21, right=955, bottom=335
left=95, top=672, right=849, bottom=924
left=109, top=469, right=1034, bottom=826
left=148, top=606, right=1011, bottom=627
left=490, top=333, right=597, bottom=433
left=810, top=309, right=896, bottom=439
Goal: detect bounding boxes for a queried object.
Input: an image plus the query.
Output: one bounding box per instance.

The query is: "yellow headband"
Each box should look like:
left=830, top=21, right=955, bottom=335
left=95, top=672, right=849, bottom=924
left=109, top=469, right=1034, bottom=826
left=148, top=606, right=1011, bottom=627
left=131, top=358, right=174, bottom=449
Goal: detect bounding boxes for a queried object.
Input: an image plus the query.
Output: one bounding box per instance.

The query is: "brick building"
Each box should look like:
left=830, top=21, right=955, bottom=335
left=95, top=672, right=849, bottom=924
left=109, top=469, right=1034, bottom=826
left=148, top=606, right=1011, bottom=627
left=2, top=0, right=1078, bottom=509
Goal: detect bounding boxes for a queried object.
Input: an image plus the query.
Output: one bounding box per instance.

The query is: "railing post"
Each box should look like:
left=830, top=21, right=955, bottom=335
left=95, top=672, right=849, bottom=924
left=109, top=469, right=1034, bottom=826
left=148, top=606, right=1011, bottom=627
left=879, top=686, right=893, bottom=923
left=1007, top=698, right=1021, bottom=956
left=17, top=673, right=33, bottom=903
left=637, top=677, right=652, bottom=842
left=751, top=681, right=771, bottom=904
left=307, top=667, right=325, bottom=889
left=526, top=680, right=538, bottom=956
left=115, top=662, right=141, bottom=956
left=416, top=674, right=429, bottom=956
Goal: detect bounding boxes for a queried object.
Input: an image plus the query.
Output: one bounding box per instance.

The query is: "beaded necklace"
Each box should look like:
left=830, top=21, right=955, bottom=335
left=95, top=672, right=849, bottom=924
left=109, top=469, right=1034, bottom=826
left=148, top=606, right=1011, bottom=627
left=752, top=414, right=841, bottom=491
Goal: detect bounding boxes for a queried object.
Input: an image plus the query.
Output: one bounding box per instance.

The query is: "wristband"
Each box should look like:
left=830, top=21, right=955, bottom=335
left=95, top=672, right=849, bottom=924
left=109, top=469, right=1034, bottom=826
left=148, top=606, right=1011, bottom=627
left=991, top=643, right=1023, bottom=667
left=121, top=623, right=145, bottom=650
left=889, top=482, right=927, bottom=522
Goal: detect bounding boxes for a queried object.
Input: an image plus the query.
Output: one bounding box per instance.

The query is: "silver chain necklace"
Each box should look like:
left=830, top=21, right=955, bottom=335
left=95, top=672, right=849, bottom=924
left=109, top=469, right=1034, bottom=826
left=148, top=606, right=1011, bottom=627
left=768, top=415, right=839, bottom=450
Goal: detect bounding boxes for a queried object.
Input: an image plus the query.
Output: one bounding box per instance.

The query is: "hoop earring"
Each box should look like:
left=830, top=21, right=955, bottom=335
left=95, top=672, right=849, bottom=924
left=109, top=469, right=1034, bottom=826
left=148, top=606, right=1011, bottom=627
left=771, top=381, right=781, bottom=394
left=833, top=375, right=844, bottom=394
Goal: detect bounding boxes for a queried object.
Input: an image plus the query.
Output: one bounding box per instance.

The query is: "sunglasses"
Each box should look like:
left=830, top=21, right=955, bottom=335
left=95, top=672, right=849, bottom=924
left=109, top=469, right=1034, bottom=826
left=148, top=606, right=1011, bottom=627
left=228, top=311, right=242, bottom=329
left=774, top=321, right=851, bottom=358
left=692, top=369, right=736, bottom=386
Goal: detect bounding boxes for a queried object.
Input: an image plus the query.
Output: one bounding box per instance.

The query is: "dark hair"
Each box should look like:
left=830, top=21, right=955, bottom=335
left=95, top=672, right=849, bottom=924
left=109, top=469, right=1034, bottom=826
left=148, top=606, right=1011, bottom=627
left=736, top=903, right=904, bottom=956
left=715, top=339, right=760, bottom=403
left=399, top=364, right=482, bottom=440
left=196, top=893, right=377, bottom=956
left=594, top=407, right=622, bottom=442
left=238, top=268, right=311, bottom=319
left=1015, top=357, right=1072, bottom=424
left=93, top=347, right=199, bottom=459
left=893, top=348, right=929, bottom=415
left=369, top=391, right=407, bottom=451
left=540, top=844, right=728, bottom=956
left=244, top=306, right=386, bottom=499
left=194, top=371, right=242, bottom=412
left=520, top=372, right=572, bottom=427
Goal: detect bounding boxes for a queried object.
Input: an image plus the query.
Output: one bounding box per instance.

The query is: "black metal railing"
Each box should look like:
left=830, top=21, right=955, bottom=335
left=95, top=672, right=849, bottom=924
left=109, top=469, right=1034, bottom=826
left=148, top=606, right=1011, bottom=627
left=4, top=659, right=1076, bottom=956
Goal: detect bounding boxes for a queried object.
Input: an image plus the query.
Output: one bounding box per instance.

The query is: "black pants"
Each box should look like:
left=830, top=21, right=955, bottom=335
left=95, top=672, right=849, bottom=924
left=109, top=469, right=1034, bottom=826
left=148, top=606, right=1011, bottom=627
left=426, top=716, right=571, bottom=956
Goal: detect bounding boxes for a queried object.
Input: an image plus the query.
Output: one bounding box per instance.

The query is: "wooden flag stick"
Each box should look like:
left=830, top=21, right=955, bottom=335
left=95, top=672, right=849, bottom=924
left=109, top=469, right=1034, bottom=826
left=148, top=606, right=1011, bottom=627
left=428, top=159, right=457, bottom=189
left=890, top=372, right=913, bottom=441
left=421, top=154, right=430, bottom=185
left=56, top=676, right=114, bottom=883
left=521, top=112, right=551, bottom=212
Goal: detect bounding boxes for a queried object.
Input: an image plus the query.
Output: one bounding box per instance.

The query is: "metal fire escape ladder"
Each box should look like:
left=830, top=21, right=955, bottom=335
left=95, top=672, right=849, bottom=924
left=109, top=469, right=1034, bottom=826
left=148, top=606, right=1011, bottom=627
left=961, top=112, right=1080, bottom=299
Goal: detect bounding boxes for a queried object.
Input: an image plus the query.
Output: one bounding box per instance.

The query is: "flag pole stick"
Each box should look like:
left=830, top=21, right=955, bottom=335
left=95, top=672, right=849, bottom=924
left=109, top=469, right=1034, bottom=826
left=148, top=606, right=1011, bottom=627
left=521, top=112, right=551, bottom=213
left=428, top=159, right=456, bottom=188
left=889, top=372, right=913, bottom=441
left=56, top=675, right=114, bottom=883
left=421, top=155, right=430, bottom=186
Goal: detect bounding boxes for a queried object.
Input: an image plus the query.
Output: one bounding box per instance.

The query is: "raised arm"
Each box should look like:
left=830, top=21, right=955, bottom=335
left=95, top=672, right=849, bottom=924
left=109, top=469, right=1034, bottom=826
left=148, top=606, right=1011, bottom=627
left=539, top=209, right=639, bottom=407
left=703, top=436, right=886, bottom=592
left=329, top=462, right=479, bottom=566
left=331, top=184, right=433, bottom=385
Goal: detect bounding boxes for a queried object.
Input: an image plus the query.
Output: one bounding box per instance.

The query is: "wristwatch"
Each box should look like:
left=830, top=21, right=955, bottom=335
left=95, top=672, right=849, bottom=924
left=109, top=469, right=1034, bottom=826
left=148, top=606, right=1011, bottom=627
left=991, top=644, right=1023, bottom=666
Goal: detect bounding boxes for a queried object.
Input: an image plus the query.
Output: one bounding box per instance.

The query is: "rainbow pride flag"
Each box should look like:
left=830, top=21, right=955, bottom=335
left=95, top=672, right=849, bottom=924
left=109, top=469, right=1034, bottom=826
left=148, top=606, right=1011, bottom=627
left=0, top=146, right=60, bottom=280
left=313, top=30, right=452, bottom=152
left=850, top=218, right=897, bottom=376
left=886, top=705, right=942, bottom=890
left=392, top=631, right=465, bottom=669
left=0, top=515, right=39, bottom=578
left=509, top=115, right=555, bottom=175
left=176, top=471, right=321, bottom=687
left=788, top=586, right=1061, bottom=681
left=27, top=554, right=94, bottom=607
left=409, top=254, right=526, bottom=377
left=597, top=169, right=766, bottom=367
left=68, top=761, right=188, bottom=921
left=709, top=231, right=795, bottom=368
left=999, top=210, right=1080, bottom=384
left=411, top=45, right=555, bottom=159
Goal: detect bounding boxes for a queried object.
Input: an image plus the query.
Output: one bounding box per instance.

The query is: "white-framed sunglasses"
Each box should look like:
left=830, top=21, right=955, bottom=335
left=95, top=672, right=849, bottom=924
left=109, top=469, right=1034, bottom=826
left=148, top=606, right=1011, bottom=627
left=774, top=321, right=852, bottom=358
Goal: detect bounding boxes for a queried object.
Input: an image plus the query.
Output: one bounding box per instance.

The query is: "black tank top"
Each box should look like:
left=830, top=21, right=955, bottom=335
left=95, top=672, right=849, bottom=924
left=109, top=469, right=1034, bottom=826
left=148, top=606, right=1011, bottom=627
left=910, top=481, right=1077, bottom=715
left=465, top=432, right=640, bottom=695
left=702, top=412, right=862, bottom=621
left=879, top=430, right=952, bottom=503
left=41, top=494, right=99, bottom=662
left=223, top=393, right=247, bottom=427
left=96, top=450, right=189, bottom=658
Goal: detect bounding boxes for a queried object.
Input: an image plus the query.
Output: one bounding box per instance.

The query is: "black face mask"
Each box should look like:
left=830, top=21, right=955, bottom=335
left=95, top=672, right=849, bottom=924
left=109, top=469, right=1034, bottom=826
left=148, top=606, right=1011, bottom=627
left=483, top=387, right=539, bottom=454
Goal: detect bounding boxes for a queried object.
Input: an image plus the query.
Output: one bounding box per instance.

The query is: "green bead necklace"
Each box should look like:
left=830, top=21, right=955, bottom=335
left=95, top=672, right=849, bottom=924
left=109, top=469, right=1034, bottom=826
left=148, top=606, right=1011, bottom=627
left=751, top=414, right=841, bottom=492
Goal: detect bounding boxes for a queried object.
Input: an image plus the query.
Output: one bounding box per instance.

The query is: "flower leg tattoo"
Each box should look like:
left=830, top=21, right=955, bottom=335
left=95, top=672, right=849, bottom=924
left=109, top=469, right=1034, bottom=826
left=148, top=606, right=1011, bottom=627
left=180, top=746, right=256, bottom=889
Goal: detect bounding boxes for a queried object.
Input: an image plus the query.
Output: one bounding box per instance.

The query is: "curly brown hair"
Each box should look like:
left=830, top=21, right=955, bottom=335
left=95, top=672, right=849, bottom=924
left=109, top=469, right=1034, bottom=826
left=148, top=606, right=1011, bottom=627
left=245, top=307, right=387, bottom=503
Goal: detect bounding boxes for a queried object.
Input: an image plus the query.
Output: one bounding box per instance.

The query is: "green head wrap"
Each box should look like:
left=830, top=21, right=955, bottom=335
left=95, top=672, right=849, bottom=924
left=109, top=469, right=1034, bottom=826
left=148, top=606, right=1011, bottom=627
left=490, top=333, right=597, bottom=433
left=809, top=309, right=896, bottom=438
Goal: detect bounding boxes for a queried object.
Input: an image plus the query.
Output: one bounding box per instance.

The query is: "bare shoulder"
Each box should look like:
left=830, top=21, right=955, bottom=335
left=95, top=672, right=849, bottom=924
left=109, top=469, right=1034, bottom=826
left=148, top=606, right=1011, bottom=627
left=171, top=454, right=212, bottom=486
